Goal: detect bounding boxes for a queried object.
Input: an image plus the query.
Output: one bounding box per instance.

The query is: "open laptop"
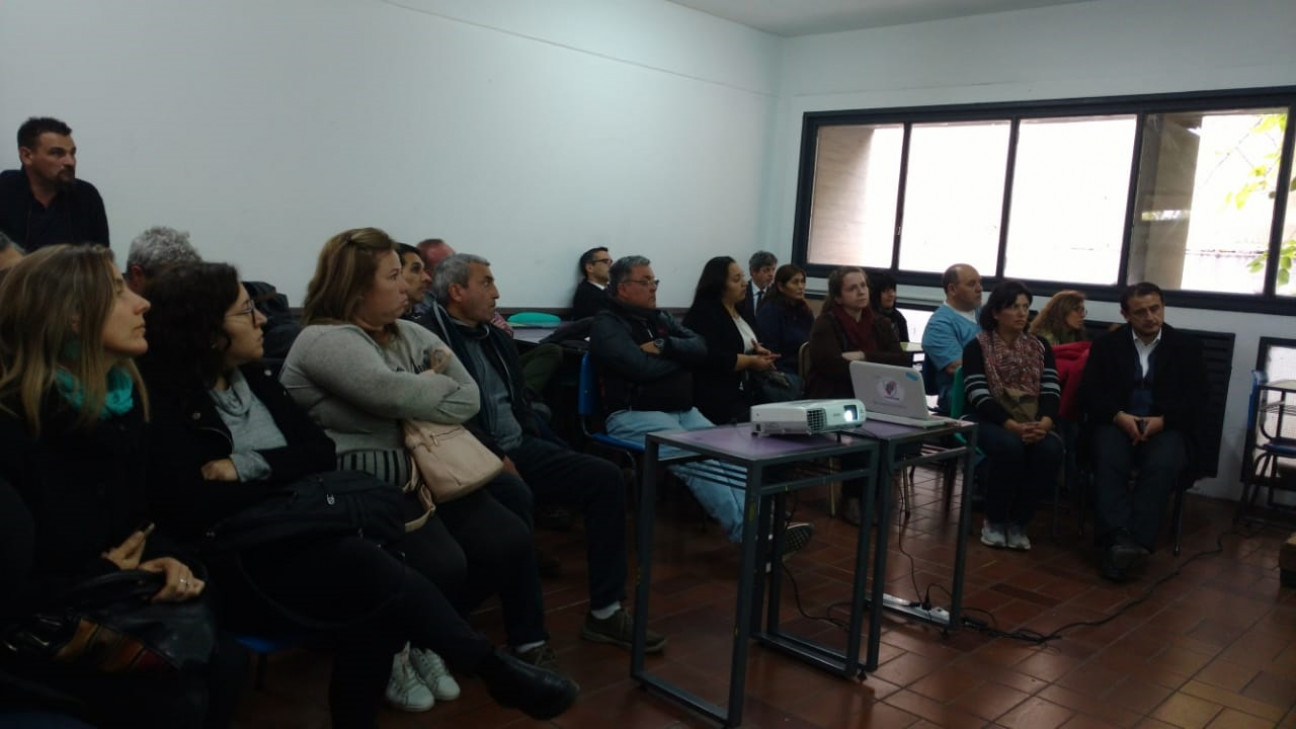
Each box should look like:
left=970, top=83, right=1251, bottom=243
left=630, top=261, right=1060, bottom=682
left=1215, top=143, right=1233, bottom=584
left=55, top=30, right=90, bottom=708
left=849, top=360, right=956, bottom=428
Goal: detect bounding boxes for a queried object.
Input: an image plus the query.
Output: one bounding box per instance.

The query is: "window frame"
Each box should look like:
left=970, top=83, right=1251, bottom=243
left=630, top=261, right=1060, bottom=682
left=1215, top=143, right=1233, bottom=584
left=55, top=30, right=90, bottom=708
left=791, top=86, right=1296, bottom=315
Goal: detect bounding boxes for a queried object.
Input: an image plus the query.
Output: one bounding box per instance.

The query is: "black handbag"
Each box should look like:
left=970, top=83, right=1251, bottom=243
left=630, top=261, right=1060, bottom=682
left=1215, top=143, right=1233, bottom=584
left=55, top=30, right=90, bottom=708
left=202, top=470, right=411, bottom=554
left=2, top=570, right=216, bottom=674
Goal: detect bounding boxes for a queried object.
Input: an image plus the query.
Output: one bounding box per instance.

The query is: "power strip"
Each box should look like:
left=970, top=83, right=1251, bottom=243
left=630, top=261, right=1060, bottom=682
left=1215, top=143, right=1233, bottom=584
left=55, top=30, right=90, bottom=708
left=880, top=593, right=951, bottom=626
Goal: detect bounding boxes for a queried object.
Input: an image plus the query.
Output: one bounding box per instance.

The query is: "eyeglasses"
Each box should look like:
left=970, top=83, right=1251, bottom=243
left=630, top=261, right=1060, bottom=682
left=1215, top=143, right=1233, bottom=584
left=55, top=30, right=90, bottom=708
left=226, top=303, right=257, bottom=324
left=593, top=258, right=614, bottom=265
left=627, top=278, right=660, bottom=288
left=1073, top=307, right=1088, bottom=316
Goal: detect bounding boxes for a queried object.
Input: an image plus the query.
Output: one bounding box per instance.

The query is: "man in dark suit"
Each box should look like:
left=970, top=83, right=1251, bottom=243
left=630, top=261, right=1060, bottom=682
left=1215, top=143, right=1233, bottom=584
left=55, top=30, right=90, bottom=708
left=570, top=246, right=613, bottom=320
left=0, top=117, right=109, bottom=250
left=1080, top=282, right=1208, bottom=582
left=738, top=250, right=777, bottom=321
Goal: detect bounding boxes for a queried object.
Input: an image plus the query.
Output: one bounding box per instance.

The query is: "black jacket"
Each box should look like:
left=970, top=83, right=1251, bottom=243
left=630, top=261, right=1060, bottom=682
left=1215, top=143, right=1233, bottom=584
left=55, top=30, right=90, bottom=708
left=143, top=364, right=337, bottom=543
left=415, top=303, right=542, bottom=453
left=0, top=169, right=109, bottom=251
left=571, top=280, right=610, bottom=322
left=682, top=299, right=757, bottom=425
left=1079, top=323, right=1209, bottom=470
left=589, top=299, right=708, bottom=415
left=0, top=392, right=182, bottom=620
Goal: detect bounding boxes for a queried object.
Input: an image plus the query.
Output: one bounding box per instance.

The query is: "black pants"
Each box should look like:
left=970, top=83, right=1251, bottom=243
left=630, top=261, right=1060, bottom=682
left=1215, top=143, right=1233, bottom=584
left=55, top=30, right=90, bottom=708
left=508, top=435, right=628, bottom=611
left=970, top=417, right=1064, bottom=527
left=216, top=536, right=494, bottom=729
left=1091, top=425, right=1186, bottom=550
left=392, top=480, right=548, bottom=648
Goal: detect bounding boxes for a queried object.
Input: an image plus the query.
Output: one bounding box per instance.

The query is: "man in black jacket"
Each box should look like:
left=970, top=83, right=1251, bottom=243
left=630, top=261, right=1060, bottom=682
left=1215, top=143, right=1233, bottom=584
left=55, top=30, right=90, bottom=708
left=589, top=255, right=812, bottom=557
left=419, top=253, right=664, bottom=654
left=0, top=117, right=109, bottom=251
left=1080, top=282, right=1208, bottom=582
left=570, top=246, right=613, bottom=321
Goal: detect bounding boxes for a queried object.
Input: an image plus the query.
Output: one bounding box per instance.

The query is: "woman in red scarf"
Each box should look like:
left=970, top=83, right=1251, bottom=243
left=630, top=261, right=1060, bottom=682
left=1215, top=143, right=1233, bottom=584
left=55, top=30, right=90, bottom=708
left=962, top=280, right=1063, bottom=551
left=806, top=267, right=906, bottom=524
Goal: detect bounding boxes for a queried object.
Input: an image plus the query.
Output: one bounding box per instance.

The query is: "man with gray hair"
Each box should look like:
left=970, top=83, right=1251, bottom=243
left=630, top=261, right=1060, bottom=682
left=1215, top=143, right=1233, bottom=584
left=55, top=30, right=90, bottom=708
left=125, top=225, right=202, bottom=294
left=417, top=253, right=664, bottom=655
left=590, top=255, right=813, bottom=559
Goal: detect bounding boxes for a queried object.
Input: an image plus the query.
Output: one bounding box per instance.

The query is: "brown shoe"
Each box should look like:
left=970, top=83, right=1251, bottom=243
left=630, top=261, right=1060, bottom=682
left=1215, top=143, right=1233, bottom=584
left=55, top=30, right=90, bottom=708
left=842, top=497, right=862, bottom=526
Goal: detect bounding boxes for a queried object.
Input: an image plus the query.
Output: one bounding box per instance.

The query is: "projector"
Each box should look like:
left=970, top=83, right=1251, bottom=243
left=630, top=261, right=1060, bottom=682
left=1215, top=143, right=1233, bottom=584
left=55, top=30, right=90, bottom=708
left=750, top=399, right=866, bottom=436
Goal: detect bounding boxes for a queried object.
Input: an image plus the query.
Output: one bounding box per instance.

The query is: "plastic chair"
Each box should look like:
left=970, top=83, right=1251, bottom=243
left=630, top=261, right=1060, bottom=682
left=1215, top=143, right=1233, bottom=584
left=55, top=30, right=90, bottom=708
left=507, top=311, right=562, bottom=327
left=235, top=633, right=307, bottom=690
left=577, top=353, right=645, bottom=497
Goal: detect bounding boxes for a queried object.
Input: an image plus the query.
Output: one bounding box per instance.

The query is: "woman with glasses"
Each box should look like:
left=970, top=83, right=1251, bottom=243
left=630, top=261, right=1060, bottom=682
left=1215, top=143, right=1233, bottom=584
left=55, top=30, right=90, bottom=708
left=1028, top=289, right=1091, bottom=496
left=963, top=280, right=1063, bottom=551
left=1029, top=290, right=1088, bottom=345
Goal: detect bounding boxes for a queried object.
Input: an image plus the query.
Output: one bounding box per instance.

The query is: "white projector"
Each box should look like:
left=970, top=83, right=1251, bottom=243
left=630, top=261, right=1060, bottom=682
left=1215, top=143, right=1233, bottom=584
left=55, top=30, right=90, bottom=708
left=750, top=399, right=866, bottom=436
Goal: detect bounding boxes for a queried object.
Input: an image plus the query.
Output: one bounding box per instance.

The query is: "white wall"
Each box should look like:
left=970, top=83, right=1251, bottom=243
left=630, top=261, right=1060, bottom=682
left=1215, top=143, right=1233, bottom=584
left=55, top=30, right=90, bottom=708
left=0, top=0, right=782, bottom=308
left=766, top=0, right=1296, bottom=499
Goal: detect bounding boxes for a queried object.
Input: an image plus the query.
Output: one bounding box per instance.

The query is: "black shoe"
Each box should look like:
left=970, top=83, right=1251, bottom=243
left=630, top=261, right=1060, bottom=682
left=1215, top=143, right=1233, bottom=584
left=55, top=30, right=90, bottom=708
left=1109, top=540, right=1149, bottom=573
left=1100, top=554, right=1126, bottom=583
left=478, top=648, right=578, bottom=720
left=535, top=547, right=563, bottom=579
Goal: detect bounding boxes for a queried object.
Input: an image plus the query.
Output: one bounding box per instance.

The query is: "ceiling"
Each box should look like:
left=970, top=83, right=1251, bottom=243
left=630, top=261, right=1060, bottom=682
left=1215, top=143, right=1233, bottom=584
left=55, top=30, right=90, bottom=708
left=665, top=0, right=1096, bottom=37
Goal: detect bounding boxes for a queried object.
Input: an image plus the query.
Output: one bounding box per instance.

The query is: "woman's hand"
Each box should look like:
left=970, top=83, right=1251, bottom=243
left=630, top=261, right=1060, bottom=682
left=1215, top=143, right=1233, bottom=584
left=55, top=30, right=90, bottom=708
left=739, top=353, right=777, bottom=372
left=201, top=459, right=239, bottom=482
left=139, top=557, right=206, bottom=603
left=426, top=347, right=453, bottom=374
left=841, top=351, right=866, bottom=362
left=101, top=525, right=152, bottom=570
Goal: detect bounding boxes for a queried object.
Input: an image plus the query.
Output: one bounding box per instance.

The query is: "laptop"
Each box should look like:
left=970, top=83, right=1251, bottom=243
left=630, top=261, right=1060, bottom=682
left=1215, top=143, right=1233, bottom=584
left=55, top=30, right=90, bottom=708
left=849, top=360, right=956, bottom=428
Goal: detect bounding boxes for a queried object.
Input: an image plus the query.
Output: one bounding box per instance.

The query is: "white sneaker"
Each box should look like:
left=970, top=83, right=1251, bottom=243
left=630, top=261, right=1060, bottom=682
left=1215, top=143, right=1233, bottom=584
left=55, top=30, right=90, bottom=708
left=1006, top=524, right=1032, bottom=551
left=980, top=521, right=1007, bottom=548
left=410, top=647, right=461, bottom=701
left=386, top=653, right=435, bottom=712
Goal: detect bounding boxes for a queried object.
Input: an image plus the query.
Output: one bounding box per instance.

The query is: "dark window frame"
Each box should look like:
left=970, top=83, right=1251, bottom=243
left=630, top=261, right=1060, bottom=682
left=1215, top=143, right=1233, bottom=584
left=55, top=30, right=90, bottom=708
left=792, top=86, right=1296, bottom=315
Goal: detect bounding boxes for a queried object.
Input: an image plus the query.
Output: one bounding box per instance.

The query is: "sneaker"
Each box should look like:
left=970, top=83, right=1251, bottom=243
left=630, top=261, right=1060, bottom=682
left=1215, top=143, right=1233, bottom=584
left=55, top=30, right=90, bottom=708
left=1005, top=524, right=1031, bottom=551
left=980, top=521, right=1007, bottom=548
left=514, top=644, right=562, bottom=675
left=410, top=647, right=461, bottom=701
left=581, top=608, right=666, bottom=653
left=386, top=653, right=435, bottom=712
left=778, top=522, right=815, bottom=560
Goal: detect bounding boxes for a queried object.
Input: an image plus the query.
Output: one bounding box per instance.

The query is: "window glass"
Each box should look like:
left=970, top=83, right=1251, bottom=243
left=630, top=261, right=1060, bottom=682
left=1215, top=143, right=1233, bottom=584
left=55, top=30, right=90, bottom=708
left=1004, top=116, right=1137, bottom=284
left=898, top=121, right=1009, bottom=274
left=806, top=124, right=904, bottom=267
left=1128, top=109, right=1287, bottom=293
left=1276, top=128, right=1296, bottom=297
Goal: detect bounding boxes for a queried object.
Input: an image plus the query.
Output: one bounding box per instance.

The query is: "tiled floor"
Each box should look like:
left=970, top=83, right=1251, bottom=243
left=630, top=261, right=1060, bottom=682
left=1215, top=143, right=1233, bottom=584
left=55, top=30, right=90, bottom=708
left=234, top=468, right=1296, bottom=728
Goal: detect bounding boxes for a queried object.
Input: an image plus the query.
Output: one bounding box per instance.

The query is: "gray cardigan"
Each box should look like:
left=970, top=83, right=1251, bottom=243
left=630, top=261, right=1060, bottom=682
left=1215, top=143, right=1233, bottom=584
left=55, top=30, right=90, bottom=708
left=279, top=320, right=481, bottom=457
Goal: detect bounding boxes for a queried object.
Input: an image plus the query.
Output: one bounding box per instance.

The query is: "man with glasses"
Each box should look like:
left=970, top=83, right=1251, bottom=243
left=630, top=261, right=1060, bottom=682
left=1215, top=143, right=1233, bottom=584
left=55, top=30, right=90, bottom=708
left=1080, top=282, right=1208, bottom=583
left=590, top=256, right=814, bottom=559
left=571, top=246, right=614, bottom=320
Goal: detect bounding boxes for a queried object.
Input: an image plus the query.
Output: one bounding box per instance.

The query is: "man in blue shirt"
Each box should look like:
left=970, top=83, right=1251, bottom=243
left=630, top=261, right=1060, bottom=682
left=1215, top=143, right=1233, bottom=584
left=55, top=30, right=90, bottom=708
left=921, top=263, right=982, bottom=412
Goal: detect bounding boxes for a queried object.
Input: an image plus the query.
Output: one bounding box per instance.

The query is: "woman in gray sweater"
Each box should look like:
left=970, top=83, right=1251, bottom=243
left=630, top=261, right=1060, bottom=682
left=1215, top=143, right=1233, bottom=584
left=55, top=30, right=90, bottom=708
left=280, top=228, right=560, bottom=702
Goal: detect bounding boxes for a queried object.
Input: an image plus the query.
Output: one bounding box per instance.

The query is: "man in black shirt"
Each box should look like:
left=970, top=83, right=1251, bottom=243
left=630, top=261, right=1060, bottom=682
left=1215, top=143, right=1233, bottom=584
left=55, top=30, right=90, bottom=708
left=0, top=117, right=109, bottom=251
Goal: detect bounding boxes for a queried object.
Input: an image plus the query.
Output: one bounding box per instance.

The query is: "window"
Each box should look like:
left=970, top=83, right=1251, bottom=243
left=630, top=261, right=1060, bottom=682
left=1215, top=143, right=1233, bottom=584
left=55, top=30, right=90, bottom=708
left=793, top=88, right=1296, bottom=313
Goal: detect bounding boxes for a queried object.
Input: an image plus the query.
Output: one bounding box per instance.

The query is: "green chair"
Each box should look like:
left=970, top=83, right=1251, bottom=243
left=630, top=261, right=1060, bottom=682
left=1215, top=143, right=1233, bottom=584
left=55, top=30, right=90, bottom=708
left=506, top=311, right=561, bottom=327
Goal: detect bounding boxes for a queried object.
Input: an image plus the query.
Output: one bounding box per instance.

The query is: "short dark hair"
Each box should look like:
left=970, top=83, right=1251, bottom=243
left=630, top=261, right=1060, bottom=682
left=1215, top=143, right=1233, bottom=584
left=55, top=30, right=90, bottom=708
left=1119, top=281, right=1163, bottom=314
left=17, top=117, right=72, bottom=151
left=689, top=256, right=736, bottom=309
left=609, top=255, right=650, bottom=298
left=141, top=262, right=243, bottom=388
left=868, top=269, right=896, bottom=309
left=578, top=247, right=609, bottom=278
left=748, top=251, right=776, bottom=272
left=763, top=264, right=809, bottom=312
left=396, top=243, right=421, bottom=261
left=979, top=280, right=1033, bottom=331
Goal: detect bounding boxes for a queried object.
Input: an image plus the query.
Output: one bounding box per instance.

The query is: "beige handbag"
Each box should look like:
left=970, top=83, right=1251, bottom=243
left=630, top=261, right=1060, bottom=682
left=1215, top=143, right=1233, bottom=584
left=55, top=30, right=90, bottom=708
left=403, top=419, right=504, bottom=503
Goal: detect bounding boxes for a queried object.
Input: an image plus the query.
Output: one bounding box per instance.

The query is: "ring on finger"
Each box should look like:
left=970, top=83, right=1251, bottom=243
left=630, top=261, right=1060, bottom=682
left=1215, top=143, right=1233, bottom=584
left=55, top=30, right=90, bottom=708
left=179, top=578, right=189, bottom=586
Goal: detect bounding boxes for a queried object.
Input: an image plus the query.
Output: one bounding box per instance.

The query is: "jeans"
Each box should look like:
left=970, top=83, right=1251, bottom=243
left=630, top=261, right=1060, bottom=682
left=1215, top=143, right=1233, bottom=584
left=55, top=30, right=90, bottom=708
left=1091, top=424, right=1187, bottom=550
left=967, top=416, right=1063, bottom=528
left=606, top=408, right=746, bottom=543
left=508, top=435, right=628, bottom=611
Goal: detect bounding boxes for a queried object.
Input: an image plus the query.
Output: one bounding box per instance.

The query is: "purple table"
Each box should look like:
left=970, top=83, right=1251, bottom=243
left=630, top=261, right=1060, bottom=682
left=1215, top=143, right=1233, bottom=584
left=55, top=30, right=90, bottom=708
left=631, top=424, right=880, bottom=727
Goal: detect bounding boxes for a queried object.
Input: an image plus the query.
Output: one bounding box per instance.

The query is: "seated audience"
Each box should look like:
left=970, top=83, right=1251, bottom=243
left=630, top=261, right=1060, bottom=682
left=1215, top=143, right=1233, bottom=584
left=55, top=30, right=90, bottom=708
left=139, top=262, right=575, bottom=725
left=0, top=245, right=228, bottom=728
left=124, top=225, right=201, bottom=294
left=922, top=263, right=983, bottom=412
left=571, top=246, right=613, bottom=320
left=0, top=231, right=22, bottom=273
left=278, top=229, right=567, bottom=687
left=755, top=263, right=814, bottom=387
left=398, top=242, right=434, bottom=319
left=738, top=250, right=777, bottom=321
left=805, top=266, right=907, bottom=525
left=682, top=256, right=778, bottom=425
left=1029, top=289, right=1088, bottom=345
left=868, top=269, right=909, bottom=343
left=589, top=255, right=813, bottom=556
left=962, top=280, right=1063, bottom=551
left=1079, top=282, right=1207, bottom=582
left=419, top=253, right=663, bottom=653
left=1030, top=289, right=1091, bottom=492
left=0, top=117, right=109, bottom=251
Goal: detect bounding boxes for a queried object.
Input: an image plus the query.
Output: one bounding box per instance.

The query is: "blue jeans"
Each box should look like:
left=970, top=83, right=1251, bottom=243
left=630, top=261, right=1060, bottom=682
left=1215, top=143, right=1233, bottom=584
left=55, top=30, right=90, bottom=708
left=606, top=408, right=746, bottom=543
left=966, top=415, right=1063, bottom=528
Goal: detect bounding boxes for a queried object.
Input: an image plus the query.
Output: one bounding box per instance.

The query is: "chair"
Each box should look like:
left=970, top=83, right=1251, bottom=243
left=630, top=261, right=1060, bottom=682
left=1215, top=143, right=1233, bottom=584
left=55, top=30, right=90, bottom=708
left=507, top=311, right=562, bottom=326
left=235, top=633, right=307, bottom=690
left=1236, top=370, right=1296, bottom=524
left=577, top=352, right=645, bottom=497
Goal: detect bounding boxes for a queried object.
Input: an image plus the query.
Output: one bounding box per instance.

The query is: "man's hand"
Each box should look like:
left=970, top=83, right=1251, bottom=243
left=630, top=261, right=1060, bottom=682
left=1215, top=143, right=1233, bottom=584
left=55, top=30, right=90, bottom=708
left=1140, top=416, right=1165, bottom=441
left=138, top=557, right=205, bottom=603
left=639, top=341, right=662, bottom=356
left=201, top=459, right=239, bottom=482
left=501, top=456, right=521, bottom=478
left=1113, top=412, right=1143, bottom=442
left=102, top=525, right=152, bottom=570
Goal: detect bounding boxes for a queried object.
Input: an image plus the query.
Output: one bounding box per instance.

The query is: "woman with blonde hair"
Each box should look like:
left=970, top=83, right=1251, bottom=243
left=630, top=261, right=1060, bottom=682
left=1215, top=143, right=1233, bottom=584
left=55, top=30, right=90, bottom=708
left=1029, top=289, right=1088, bottom=345
left=279, top=228, right=568, bottom=704
left=0, top=245, right=225, bottom=727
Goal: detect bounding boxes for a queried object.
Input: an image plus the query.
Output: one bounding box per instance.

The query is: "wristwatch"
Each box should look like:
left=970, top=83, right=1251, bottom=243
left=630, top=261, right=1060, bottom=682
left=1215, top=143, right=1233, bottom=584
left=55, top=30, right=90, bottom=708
left=653, top=337, right=667, bottom=352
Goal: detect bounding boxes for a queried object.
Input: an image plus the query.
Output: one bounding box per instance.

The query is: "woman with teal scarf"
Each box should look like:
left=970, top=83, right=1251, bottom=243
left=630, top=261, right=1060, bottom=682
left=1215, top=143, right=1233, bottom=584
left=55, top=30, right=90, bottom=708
left=0, top=245, right=231, bottom=728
